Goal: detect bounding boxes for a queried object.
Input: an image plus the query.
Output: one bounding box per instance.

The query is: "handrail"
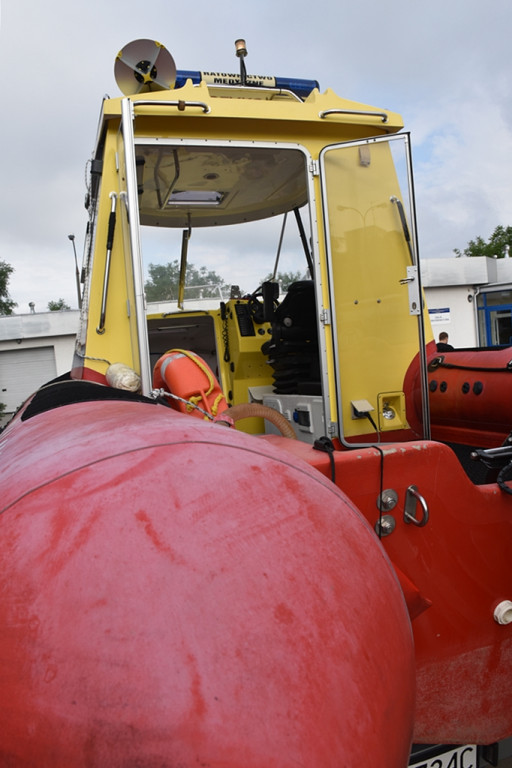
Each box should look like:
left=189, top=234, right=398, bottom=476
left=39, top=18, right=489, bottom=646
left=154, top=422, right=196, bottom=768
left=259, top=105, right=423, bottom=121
left=319, top=108, right=388, bottom=123
left=132, top=98, right=211, bottom=114
left=205, top=83, right=303, bottom=102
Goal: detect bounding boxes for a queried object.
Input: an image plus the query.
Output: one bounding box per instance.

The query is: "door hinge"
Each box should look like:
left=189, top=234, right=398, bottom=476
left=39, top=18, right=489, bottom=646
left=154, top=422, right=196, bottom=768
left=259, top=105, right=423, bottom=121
left=320, top=308, right=331, bottom=325
left=309, top=160, right=319, bottom=176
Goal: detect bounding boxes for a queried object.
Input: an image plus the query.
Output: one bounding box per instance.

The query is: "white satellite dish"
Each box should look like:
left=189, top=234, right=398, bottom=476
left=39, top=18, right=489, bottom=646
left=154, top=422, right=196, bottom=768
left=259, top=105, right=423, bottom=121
left=115, top=39, right=176, bottom=95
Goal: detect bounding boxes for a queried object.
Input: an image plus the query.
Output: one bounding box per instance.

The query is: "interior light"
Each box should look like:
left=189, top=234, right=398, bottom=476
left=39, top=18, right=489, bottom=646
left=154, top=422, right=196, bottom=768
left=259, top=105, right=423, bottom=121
left=167, top=190, right=225, bottom=206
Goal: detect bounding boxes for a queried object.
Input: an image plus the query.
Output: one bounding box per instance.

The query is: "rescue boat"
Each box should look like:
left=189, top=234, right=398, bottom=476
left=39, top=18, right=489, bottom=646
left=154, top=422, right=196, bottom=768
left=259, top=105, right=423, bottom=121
left=1, top=38, right=512, bottom=767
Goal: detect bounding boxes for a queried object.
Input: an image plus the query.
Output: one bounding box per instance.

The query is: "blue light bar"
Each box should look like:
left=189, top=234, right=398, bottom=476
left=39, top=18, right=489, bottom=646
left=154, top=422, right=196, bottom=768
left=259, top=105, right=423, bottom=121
left=273, top=76, right=320, bottom=99
left=174, top=70, right=319, bottom=99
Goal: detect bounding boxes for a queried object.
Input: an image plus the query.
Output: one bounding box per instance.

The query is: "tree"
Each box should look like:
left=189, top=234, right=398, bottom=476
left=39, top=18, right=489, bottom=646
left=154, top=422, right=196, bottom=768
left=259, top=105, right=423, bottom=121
left=262, top=270, right=304, bottom=292
left=144, top=260, right=227, bottom=302
left=0, top=260, right=16, bottom=315
left=454, top=225, right=512, bottom=259
left=48, top=298, right=71, bottom=311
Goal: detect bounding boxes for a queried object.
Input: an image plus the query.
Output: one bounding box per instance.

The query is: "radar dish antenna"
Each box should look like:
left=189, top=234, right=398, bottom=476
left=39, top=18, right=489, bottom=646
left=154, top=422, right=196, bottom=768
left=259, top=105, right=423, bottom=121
left=115, top=39, right=176, bottom=95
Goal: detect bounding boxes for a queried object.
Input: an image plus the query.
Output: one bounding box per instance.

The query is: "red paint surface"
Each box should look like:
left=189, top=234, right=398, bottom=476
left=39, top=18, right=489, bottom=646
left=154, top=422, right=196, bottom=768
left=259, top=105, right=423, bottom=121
left=277, top=436, right=512, bottom=744
left=0, top=401, right=414, bottom=767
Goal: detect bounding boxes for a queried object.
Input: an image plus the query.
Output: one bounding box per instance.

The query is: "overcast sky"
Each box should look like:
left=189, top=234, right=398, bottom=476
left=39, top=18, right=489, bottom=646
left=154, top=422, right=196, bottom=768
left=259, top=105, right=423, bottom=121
left=0, top=0, right=511, bottom=312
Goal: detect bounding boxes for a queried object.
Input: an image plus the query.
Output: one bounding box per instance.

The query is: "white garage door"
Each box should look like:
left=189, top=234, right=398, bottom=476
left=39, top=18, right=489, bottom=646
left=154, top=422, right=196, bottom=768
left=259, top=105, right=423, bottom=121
left=0, top=346, right=57, bottom=413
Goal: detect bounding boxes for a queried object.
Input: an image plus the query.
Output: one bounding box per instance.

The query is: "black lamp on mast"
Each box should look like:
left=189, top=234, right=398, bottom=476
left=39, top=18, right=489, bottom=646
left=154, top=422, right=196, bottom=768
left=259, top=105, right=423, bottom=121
left=235, top=39, right=248, bottom=86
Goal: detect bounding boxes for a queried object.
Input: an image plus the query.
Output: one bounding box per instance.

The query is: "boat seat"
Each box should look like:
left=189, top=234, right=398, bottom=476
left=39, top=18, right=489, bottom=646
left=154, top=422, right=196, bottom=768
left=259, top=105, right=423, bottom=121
left=261, top=280, right=321, bottom=395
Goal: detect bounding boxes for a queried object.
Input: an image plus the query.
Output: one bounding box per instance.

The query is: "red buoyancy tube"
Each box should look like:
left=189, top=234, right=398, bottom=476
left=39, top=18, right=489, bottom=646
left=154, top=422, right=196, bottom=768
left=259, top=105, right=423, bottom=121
left=403, top=342, right=512, bottom=446
left=153, top=349, right=227, bottom=419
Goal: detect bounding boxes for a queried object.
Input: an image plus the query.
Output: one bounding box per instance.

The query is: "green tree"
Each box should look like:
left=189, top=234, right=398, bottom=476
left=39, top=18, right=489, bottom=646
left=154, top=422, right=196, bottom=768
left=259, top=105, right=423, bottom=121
left=262, top=270, right=304, bottom=292
left=454, top=225, right=512, bottom=259
left=0, top=260, right=16, bottom=315
left=144, top=260, right=227, bottom=302
left=48, top=298, right=71, bottom=311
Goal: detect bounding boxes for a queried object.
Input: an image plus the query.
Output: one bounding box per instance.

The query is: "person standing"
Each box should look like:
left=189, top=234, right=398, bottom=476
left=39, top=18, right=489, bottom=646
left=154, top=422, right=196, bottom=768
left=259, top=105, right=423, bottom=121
left=436, top=331, right=454, bottom=352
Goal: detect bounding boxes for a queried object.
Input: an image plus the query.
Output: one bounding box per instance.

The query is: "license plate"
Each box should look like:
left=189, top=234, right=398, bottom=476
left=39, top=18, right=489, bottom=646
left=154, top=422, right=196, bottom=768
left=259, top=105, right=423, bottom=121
left=409, top=744, right=478, bottom=768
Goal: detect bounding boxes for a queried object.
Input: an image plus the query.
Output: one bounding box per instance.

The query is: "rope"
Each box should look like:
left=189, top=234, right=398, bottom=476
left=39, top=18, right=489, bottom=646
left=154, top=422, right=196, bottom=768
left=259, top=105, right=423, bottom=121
left=152, top=387, right=214, bottom=420
left=430, top=355, right=512, bottom=374
left=497, top=460, right=512, bottom=495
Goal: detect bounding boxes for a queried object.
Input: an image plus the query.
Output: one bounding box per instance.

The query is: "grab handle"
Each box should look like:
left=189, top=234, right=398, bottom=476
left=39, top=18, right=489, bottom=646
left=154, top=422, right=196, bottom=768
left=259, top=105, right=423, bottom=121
left=404, top=485, right=429, bottom=527
left=133, top=98, right=210, bottom=114
left=319, top=108, right=388, bottom=123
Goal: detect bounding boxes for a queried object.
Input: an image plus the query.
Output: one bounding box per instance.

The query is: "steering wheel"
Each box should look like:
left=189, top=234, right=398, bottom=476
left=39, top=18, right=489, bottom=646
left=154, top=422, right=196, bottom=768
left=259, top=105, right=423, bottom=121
left=248, top=282, right=280, bottom=325
left=247, top=292, right=266, bottom=325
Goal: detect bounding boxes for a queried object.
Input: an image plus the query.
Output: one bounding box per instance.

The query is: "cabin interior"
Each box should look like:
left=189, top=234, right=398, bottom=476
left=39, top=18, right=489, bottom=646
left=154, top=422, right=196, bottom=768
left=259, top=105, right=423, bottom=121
left=131, top=135, right=426, bottom=448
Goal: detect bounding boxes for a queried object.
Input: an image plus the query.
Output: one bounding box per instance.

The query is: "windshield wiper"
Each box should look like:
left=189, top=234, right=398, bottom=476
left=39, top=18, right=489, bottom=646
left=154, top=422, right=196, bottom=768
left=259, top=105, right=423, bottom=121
left=294, top=207, right=314, bottom=276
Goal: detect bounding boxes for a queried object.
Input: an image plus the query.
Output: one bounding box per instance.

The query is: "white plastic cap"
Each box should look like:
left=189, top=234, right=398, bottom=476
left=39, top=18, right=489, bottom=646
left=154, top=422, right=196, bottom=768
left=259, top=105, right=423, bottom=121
left=494, top=600, right=512, bottom=625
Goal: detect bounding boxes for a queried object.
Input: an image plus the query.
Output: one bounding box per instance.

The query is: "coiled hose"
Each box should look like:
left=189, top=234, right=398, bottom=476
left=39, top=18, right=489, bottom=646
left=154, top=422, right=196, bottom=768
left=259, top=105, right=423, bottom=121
left=219, top=402, right=296, bottom=440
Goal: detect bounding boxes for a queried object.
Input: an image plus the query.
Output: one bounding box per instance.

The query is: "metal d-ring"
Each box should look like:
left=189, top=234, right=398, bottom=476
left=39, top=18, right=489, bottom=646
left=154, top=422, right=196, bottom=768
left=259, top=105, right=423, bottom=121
left=404, top=485, right=429, bottom=527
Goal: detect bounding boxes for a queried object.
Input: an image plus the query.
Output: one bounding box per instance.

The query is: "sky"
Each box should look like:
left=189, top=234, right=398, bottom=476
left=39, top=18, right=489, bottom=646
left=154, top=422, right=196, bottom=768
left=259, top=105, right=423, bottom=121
left=0, top=0, right=511, bottom=312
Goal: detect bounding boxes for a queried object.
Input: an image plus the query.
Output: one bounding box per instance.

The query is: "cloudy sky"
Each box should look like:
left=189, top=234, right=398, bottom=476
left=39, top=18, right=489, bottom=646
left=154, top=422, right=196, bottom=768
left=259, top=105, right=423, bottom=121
left=0, top=0, right=511, bottom=312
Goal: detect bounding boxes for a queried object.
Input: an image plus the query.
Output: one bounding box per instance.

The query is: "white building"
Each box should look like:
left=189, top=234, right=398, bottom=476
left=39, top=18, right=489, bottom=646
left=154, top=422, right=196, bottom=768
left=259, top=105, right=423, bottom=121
left=0, top=298, right=216, bottom=425
left=423, top=257, right=512, bottom=348
left=0, top=309, right=79, bottom=424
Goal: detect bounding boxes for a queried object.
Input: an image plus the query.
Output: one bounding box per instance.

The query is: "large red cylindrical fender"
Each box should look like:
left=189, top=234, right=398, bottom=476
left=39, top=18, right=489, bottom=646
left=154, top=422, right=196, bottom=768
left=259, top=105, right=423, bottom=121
left=0, top=400, right=415, bottom=767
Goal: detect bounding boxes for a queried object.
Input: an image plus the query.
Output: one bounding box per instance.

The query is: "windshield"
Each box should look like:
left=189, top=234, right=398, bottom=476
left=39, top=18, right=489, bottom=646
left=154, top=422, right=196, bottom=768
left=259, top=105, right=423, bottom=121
left=134, top=142, right=313, bottom=303
left=141, top=213, right=311, bottom=303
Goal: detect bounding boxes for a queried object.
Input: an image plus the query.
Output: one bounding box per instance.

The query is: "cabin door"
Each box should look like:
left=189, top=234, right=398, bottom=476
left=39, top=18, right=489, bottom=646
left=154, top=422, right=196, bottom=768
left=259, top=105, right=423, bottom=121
left=319, top=134, right=430, bottom=444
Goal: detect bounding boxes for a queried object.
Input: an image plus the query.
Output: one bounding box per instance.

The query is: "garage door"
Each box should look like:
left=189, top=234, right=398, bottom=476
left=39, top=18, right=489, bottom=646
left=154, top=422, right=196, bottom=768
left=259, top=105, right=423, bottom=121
left=0, top=346, right=57, bottom=413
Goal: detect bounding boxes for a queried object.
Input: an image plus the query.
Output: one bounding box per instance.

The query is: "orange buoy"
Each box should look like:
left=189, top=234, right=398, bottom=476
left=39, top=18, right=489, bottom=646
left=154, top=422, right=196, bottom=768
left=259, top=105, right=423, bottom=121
left=153, top=348, right=227, bottom=419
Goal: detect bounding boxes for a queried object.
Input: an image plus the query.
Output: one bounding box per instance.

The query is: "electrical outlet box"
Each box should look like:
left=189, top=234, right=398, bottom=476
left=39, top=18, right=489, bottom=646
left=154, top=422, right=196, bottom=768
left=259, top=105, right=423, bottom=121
left=351, top=399, right=375, bottom=419
left=377, top=392, right=407, bottom=431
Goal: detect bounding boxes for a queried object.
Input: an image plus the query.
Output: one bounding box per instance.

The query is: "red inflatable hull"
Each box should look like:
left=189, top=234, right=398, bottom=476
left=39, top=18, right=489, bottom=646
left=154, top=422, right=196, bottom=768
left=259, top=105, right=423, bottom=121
left=0, top=398, right=414, bottom=767
left=405, top=344, right=512, bottom=446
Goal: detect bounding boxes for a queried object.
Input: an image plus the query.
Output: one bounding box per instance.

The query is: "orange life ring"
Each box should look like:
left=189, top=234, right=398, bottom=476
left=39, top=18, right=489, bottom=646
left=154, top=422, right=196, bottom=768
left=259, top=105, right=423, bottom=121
left=153, top=349, right=227, bottom=419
